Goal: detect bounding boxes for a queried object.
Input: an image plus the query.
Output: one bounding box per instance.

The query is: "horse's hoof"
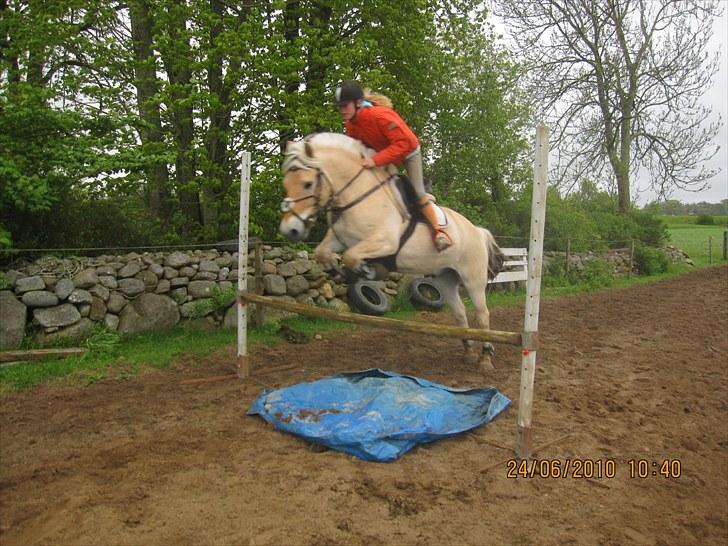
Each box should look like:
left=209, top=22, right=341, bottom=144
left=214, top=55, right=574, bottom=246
left=359, top=263, right=376, bottom=280
left=478, top=356, right=495, bottom=372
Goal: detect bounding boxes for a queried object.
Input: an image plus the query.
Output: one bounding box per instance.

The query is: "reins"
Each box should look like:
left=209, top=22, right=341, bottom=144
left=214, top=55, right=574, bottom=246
left=329, top=168, right=392, bottom=224
left=283, top=159, right=392, bottom=227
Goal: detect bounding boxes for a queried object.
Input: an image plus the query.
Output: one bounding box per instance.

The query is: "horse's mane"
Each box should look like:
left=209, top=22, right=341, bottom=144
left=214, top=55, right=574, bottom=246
left=309, top=132, right=369, bottom=155
left=283, top=132, right=372, bottom=172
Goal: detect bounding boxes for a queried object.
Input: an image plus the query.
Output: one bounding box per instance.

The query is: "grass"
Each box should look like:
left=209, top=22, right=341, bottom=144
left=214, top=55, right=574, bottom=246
left=0, top=316, right=354, bottom=394
left=1, top=251, right=723, bottom=393
left=661, top=215, right=727, bottom=226
left=665, top=219, right=727, bottom=267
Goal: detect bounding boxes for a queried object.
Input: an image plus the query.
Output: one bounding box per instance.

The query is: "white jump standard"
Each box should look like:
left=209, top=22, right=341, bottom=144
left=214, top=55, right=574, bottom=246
left=236, top=125, right=549, bottom=459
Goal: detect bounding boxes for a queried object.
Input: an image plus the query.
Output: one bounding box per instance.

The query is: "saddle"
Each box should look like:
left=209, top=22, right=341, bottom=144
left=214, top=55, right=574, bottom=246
left=392, top=175, right=447, bottom=224
left=364, top=175, right=447, bottom=276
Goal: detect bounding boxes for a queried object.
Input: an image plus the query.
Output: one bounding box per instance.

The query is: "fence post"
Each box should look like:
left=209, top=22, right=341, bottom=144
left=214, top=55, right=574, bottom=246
left=629, top=240, right=635, bottom=277
left=254, top=241, right=264, bottom=329
left=723, top=230, right=727, bottom=261
left=708, top=236, right=713, bottom=265
left=565, top=238, right=571, bottom=274
left=236, top=151, right=251, bottom=378
left=517, top=124, right=548, bottom=459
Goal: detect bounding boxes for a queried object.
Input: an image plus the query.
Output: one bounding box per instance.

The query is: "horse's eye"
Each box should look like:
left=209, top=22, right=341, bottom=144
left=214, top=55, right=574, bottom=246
left=304, top=181, right=313, bottom=190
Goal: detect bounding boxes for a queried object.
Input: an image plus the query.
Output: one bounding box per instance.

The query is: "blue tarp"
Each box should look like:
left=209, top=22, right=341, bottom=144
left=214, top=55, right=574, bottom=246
left=247, top=368, right=511, bottom=462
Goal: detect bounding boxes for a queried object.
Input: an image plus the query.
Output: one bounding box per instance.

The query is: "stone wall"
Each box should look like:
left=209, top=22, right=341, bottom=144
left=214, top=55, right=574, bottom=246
left=0, top=246, right=405, bottom=350
left=0, top=245, right=689, bottom=350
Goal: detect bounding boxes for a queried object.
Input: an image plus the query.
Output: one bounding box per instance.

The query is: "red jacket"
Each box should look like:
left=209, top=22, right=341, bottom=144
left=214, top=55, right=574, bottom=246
left=345, top=104, right=419, bottom=166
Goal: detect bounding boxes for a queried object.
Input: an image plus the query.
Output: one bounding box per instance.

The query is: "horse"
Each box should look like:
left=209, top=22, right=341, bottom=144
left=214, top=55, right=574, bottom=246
left=278, top=133, right=504, bottom=371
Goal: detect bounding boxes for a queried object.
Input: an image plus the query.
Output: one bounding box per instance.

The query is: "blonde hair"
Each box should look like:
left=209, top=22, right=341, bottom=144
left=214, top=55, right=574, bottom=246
left=363, top=89, right=393, bottom=109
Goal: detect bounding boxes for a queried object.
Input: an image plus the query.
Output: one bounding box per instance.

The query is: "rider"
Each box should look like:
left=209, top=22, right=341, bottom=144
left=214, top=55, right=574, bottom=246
left=334, top=80, right=453, bottom=251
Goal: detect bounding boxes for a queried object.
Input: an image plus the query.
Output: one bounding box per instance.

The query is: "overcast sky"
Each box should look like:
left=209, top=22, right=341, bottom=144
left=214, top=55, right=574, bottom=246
left=492, top=7, right=727, bottom=206
left=645, top=8, right=727, bottom=206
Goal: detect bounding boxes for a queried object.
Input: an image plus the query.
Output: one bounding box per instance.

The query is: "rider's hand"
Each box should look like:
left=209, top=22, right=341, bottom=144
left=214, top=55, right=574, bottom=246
left=361, top=157, right=376, bottom=168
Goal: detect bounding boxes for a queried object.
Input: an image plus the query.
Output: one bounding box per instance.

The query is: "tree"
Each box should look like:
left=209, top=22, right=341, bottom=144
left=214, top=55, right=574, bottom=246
left=0, top=0, right=129, bottom=248
left=494, top=0, right=723, bottom=212
left=2, top=0, right=533, bottom=248
left=422, top=4, right=530, bottom=231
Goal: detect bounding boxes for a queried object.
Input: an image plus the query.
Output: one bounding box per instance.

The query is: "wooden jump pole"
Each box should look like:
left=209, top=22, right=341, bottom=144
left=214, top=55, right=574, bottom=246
left=236, top=151, right=252, bottom=378
left=516, top=124, right=549, bottom=459
left=239, top=291, right=522, bottom=346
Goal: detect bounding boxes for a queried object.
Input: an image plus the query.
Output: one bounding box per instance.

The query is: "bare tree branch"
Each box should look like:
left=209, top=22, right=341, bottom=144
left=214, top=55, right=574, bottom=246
left=493, top=0, right=723, bottom=211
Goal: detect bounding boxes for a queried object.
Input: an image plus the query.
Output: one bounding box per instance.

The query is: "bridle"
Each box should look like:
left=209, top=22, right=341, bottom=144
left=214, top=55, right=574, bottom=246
left=281, top=162, right=390, bottom=227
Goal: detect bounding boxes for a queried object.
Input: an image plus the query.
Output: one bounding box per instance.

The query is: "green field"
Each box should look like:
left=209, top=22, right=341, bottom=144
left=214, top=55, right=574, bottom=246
left=664, top=216, right=728, bottom=266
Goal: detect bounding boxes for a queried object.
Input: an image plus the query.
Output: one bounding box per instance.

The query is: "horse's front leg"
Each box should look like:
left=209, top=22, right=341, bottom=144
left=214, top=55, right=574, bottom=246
left=341, top=234, right=398, bottom=278
left=314, top=228, right=345, bottom=271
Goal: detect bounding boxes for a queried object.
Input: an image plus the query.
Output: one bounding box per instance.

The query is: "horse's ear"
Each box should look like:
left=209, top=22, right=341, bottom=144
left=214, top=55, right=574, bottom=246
left=304, top=140, right=314, bottom=158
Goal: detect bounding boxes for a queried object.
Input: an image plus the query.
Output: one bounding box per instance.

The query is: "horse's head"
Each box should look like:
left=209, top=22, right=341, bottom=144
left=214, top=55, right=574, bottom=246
left=278, top=140, right=327, bottom=242
left=279, top=133, right=378, bottom=241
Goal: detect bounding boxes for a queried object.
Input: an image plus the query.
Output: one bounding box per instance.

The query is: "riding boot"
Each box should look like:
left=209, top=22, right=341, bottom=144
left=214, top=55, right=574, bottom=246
left=418, top=197, right=453, bottom=251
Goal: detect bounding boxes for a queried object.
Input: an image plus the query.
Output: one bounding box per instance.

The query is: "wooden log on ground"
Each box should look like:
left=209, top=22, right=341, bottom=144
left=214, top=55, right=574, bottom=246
left=239, top=292, right=522, bottom=346
left=0, top=347, right=88, bottom=365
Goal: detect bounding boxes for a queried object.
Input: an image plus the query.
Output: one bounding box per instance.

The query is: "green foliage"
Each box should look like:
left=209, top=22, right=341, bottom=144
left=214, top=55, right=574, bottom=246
left=695, top=214, right=714, bottom=225
left=1, top=0, right=532, bottom=249
left=424, top=6, right=531, bottom=224
left=663, top=215, right=728, bottom=226
left=527, top=186, right=668, bottom=252
left=189, top=286, right=237, bottom=318
left=644, top=199, right=728, bottom=217
left=0, top=227, right=11, bottom=251
left=633, top=245, right=669, bottom=275
left=544, top=255, right=615, bottom=288
left=85, top=327, right=122, bottom=356
left=579, top=258, right=616, bottom=288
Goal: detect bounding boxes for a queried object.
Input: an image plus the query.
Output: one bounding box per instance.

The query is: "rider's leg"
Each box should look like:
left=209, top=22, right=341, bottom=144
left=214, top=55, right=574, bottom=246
left=404, top=149, right=453, bottom=251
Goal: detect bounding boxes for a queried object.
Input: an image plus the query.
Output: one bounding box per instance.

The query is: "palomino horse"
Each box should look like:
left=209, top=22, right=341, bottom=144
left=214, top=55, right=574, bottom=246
left=278, top=133, right=503, bottom=370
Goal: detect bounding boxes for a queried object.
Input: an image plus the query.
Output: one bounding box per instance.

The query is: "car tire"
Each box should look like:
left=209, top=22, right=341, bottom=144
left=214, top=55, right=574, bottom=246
left=409, top=277, right=445, bottom=310
left=347, top=281, right=390, bottom=316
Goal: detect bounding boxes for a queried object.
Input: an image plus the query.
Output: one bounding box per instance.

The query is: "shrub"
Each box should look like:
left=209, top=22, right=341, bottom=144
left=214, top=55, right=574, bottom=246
left=0, top=272, right=9, bottom=290
left=627, top=210, right=669, bottom=247
left=543, top=255, right=569, bottom=287
left=543, top=206, right=603, bottom=252
left=633, top=245, right=669, bottom=275
left=576, top=257, right=615, bottom=288
left=696, top=214, right=714, bottom=225
left=85, top=327, right=121, bottom=355
left=543, top=255, right=614, bottom=288
left=189, top=286, right=237, bottom=318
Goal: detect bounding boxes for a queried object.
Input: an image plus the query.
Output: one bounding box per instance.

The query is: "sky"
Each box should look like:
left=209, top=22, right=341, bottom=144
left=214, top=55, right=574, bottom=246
left=647, top=8, right=727, bottom=206
left=491, top=6, right=727, bottom=206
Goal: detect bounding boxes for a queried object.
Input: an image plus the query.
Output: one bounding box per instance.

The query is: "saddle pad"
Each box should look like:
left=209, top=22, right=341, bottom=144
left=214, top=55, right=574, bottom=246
left=247, top=368, right=511, bottom=462
left=433, top=204, right=448, bottom=227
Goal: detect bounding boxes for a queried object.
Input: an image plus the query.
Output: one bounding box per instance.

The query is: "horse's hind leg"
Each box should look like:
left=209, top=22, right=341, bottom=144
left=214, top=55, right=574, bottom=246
left=435, top=270, right=478, bottom=365
left=459, top=273, right=495, bottom=372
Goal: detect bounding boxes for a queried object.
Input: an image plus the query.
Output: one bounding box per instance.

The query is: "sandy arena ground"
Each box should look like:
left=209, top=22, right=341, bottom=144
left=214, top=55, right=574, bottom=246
left=1, top=266, right=726, bottom=546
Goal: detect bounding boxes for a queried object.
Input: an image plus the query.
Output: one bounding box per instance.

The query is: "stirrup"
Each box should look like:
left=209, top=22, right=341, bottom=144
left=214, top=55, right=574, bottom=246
left=433, top=229, right=453, bottom=252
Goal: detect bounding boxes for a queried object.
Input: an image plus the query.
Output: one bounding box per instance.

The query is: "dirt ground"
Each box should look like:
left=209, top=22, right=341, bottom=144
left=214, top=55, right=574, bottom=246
left=1, top=266, right=726, bottom=546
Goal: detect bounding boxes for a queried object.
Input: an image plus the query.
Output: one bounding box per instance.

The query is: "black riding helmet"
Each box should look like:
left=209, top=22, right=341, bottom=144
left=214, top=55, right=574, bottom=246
left=334, top=80, right=364, bottom=106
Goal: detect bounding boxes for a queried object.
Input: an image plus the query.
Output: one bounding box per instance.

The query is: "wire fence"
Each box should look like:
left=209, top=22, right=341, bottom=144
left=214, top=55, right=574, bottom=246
left=2, top=231, right=726, bottom=268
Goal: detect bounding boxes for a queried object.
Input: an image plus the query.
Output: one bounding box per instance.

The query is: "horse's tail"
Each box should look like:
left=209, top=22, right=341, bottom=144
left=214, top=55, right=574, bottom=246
left=364, top=89, right=394, bottom=108
left=480, top=227, right=504, bottom=281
